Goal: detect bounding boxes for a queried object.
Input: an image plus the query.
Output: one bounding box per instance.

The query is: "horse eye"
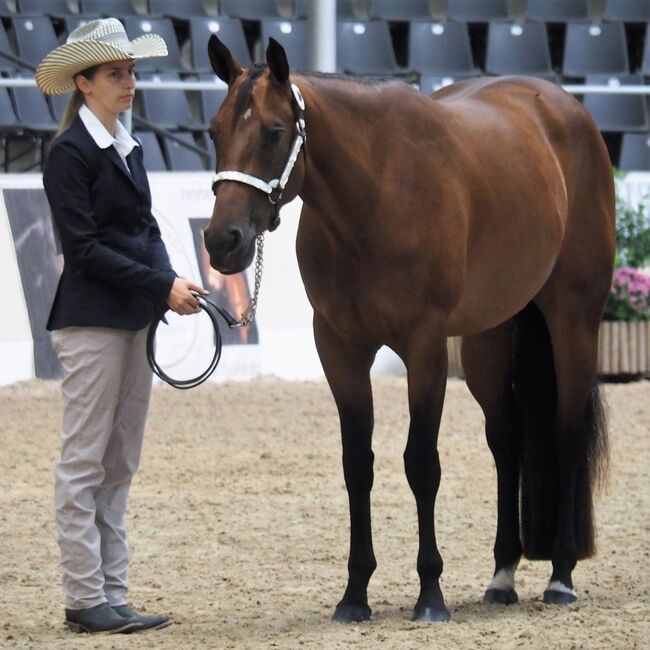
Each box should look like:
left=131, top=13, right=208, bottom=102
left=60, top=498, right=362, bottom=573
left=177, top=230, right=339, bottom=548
left=268, top=128, right=284, bottom=144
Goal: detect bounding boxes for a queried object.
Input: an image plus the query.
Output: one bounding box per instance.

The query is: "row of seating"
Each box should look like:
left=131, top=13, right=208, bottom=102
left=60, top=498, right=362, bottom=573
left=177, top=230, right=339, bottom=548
left=1, top=15, right=649, bottom=79
left=130, top=130, right=650, bottom=173
left=1, top=70, right=649, bottom=168
left=1, top=1, right=649, bottom=24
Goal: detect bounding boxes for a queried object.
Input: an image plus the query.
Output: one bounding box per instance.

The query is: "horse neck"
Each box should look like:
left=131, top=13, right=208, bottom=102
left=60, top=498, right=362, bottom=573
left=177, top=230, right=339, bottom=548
left=294, top=75, right=407, bottom=229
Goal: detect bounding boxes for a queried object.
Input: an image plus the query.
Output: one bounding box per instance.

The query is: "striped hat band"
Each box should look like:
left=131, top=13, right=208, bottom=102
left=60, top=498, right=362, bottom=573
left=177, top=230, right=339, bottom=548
left=36, top=18, right=167, bottom=95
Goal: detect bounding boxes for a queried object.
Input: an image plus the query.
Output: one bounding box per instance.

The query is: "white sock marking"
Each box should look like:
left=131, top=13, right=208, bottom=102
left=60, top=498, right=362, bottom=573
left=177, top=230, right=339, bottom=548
left=546, top=580, right=577, bottom=597
left=487, top=561, right=519, bottom=591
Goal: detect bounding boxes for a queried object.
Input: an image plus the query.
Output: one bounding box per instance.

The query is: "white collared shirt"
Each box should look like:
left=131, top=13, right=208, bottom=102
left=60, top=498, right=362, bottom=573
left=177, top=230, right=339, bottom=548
left=79, top=103, right=139, bottom=174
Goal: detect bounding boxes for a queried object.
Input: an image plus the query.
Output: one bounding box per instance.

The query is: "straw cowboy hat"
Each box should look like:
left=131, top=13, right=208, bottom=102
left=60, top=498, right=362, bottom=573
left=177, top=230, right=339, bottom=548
left=36, top=17, right=167, bottom=95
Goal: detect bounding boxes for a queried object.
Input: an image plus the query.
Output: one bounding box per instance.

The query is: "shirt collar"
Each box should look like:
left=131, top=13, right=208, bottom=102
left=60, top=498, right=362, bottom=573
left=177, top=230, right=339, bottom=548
left=79, top=104, right=139, bottom=158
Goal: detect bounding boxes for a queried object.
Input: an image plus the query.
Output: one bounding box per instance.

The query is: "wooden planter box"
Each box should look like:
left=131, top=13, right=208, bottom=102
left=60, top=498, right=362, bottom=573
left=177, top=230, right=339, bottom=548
left=447, top=321, right=650, bottom=379
left=598, top=320, right=650, bottom=377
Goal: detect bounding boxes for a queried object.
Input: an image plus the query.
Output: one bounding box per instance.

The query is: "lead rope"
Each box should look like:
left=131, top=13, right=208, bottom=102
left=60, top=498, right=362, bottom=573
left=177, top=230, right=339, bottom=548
left=147, top=234, right=265, bottom=388
left=233, top=233, right=264, bottom=327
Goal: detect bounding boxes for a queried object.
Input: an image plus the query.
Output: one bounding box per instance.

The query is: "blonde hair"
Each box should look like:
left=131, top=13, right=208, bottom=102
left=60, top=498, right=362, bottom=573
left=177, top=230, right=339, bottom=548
left=54, top=65, right=99, bottom=138
left=55, top=88, right=85, bottom=137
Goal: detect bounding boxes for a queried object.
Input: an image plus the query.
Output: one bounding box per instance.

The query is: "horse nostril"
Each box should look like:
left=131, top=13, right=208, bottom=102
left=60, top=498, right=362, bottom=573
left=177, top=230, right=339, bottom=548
left=225, top=226, right=243, bottom=255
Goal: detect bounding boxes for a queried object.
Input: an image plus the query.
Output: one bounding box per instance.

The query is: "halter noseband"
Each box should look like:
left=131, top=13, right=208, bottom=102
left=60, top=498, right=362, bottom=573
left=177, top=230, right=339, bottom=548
left=211, top=83, right=307, bottom=232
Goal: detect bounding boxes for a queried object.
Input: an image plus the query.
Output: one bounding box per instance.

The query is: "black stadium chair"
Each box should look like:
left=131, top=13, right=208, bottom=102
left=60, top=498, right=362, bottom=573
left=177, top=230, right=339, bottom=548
left=618, top=132, right=650, bottom=170
left=261, top=19, right=309, bottom=69
left=525, top=0, right=591, bottom=22
left=149, top=0, right=210, bottom=19
left=162, top=132, right=208, bottom=170
left=408, top=21, right=476, bottom=77
left=485, top=21, right=556, bottom=80
left=10, top=73, right=58, bottom=136
left=602, top=0, right=650, bottom=23
left=369, top=0, right=432, bottom=21
left=641, top=23, right=650, bottom=76
left=49, top=92, right=70, bottom=123
left=220, top=0, right=282, bottom=19
left=337, top=19, right=400, bottom=75
left=61, top=16, right=98, bottom=41
left=138, top=73, right=199, bottom=130
left=78, top=0, right=139, bottom=16
left=0, top=0, right=14, bottom=16
left=189, top=17, right=251, bottom=73
left=562, top=22, right=629, bottom=77
left=0, top=88, right=24, bottom=171
left=583, top=74, right=648, bottom=132
left=134, top=131, right=168, bottom=170
left=124, top=17, right=183, bottom=71
left=10, top=16, right=59, bottom=69
left=17, top=0, right=74, bottom=16
left=447, top=0, right=510, bottom=22
left=197, top=73, right=227, bottom=127
left=0, top=20, right=18, bottom=72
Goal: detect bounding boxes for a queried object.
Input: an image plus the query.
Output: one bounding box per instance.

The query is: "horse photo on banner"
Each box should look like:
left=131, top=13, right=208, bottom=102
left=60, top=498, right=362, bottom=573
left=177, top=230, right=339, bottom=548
left=3, top=188, right=62, bottom=380
left=190, top=217, right=259, bottom=346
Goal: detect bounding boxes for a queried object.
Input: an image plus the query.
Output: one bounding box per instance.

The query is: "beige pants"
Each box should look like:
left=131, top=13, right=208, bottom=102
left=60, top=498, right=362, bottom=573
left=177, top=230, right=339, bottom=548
left=51, top=326, right=153, bottom=610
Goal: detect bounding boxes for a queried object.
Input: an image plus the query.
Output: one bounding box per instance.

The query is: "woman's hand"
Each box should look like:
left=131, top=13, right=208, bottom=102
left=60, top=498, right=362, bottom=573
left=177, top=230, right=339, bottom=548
left=166, top=278, right=208, bottom=315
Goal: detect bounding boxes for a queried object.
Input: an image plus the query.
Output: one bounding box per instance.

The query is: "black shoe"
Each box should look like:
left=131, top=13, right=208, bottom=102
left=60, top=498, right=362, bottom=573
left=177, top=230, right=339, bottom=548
left=112, top=604, right=172, bottom=631
left=65, top=602, right=143, bottom=634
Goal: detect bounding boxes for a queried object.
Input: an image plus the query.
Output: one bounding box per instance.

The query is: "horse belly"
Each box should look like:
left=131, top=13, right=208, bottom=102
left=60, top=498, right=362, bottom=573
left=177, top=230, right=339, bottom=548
left=446, top=201, right=565, bottom=337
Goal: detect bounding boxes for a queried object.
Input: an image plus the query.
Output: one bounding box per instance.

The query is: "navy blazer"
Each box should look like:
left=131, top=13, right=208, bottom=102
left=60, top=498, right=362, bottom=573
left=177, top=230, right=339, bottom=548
left=44, top=114, right=176, bottom=331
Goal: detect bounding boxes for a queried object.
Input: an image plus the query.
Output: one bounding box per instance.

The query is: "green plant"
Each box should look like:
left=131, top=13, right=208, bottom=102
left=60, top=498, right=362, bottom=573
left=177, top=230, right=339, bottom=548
left=614, top=176, right=650, bottom=269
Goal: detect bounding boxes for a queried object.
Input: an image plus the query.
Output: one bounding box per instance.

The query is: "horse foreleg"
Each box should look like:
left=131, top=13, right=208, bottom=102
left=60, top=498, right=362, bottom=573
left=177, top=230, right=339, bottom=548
left=402, top=325, right=450, bottom=622
left=461, top=323, right=523, bottom=606
left=314, top=316, right=378, bottom=623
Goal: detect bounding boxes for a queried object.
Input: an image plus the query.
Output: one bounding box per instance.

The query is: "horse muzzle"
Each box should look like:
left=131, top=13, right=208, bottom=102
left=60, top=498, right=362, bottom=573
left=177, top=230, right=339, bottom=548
left=204, top=224, right=257, bottom=275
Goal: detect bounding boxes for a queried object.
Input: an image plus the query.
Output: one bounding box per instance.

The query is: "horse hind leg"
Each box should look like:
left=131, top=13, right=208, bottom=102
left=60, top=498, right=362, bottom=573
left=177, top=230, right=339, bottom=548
left=461, top=321, right=523, bottom=606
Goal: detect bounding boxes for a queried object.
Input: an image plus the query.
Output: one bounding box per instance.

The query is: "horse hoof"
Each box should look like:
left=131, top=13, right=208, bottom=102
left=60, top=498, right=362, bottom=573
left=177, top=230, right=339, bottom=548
left=543, top=589, right=577, bottom=605
left=484, top=588, right=519, bottom=605
left=332, top=603, right=372, bottom=623
left=411, top=605, right=451, bottom=622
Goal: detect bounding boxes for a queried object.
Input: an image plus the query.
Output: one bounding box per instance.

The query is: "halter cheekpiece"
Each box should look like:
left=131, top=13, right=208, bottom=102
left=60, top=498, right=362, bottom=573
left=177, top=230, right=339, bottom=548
left=211, top=83, right=307, bottom=232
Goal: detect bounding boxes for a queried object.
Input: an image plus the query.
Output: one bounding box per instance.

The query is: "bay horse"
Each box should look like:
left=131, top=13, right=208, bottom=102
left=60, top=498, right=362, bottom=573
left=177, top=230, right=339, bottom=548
left=203, top=37, right=615, bottom=622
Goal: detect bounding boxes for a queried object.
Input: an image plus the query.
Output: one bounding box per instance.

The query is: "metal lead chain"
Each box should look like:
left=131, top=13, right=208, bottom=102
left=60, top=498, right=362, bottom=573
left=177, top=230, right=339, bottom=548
left=236, top=233, right=264, bottom=327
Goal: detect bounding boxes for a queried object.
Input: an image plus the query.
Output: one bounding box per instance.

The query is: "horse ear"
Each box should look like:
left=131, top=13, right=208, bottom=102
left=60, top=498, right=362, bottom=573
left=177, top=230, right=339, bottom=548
left=208, top=34, right=242, bottom=85
left=266, top=37, right=290, bottom=86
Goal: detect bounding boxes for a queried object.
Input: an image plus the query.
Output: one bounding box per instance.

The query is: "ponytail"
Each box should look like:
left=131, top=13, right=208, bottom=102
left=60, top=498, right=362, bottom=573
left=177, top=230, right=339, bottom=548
left=55, top=89, right=84, bottom=138
left=54, top=64, right=99, bottom=138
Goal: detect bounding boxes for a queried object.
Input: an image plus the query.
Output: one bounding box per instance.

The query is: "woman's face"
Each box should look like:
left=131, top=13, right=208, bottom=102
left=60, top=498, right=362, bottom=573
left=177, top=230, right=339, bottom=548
left=77, top=60, right=136, bottom=116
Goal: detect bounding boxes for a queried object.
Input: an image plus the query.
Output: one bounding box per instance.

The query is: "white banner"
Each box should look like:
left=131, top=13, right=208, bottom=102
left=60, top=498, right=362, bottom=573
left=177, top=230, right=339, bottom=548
left=2, top=172, right=648, bottom=386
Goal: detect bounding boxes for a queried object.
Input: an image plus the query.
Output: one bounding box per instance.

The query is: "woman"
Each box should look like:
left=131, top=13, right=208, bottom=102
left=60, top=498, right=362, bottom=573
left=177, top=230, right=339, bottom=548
left=36, top=18, right=207, bottom=634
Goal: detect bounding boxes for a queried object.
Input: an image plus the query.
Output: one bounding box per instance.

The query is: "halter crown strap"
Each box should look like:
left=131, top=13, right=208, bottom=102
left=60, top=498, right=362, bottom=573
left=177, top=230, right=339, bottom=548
left=211, top=83, right=306, bottom=208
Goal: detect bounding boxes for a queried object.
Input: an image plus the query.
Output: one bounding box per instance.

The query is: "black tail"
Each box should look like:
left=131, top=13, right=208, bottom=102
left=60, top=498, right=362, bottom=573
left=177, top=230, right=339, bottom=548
left=512, top=303, right=609, bottom=560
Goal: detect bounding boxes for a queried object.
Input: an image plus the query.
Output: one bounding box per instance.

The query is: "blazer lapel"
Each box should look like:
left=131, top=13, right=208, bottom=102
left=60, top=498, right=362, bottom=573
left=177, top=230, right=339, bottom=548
left=126, top=146, right=150, bottom=198
left=103, top=145, right=141, bottom=194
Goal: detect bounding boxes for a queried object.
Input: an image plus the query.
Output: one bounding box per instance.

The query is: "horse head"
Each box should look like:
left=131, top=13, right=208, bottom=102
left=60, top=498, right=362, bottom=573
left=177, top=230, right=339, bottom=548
left=203, top=36, right=306, bottom=274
